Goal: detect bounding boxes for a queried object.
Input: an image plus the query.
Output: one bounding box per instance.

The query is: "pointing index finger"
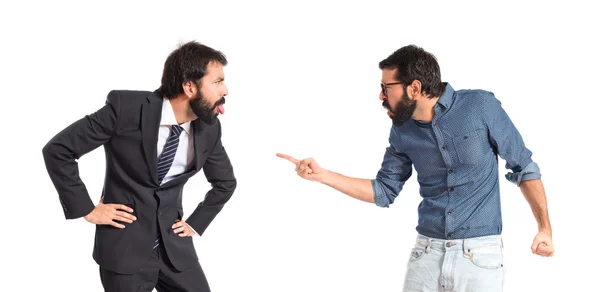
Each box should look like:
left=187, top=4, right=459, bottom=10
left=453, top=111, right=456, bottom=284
left=276, top=153, right=300, bottom=164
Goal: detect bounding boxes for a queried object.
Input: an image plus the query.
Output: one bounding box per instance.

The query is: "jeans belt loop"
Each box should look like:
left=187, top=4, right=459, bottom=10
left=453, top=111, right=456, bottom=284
left=425, top=238, right=432, bottom=254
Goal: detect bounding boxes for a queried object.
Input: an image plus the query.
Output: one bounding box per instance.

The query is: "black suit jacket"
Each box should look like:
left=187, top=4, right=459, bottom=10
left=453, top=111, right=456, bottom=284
left=42, top=90, right=236, bottom=274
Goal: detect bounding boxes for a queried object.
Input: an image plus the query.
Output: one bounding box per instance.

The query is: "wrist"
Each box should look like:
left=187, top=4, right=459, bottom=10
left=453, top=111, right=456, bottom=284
left=539, top=227, right=552, bottom=236
left=319, top=169, right=332, bottom=184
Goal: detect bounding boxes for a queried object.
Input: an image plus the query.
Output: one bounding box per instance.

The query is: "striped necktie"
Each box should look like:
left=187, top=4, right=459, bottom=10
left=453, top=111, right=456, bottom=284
left=157, top=125, right=183, bottom=184
left=154, top=124, right=182, bottom=249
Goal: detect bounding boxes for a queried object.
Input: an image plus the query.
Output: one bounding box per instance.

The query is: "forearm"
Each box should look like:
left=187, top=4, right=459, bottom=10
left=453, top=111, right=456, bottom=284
left=320, top=170, right=375, bottom=203
left=42, top=136, right=95, bottom=219
left=42, top=92, right=119, bottom=219
left=519, top=179, right=552, bottom=234
left=187, top=180, right=236, bottom=236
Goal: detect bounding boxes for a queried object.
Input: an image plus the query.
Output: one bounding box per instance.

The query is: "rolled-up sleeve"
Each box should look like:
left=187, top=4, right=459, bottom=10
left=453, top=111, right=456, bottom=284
left=484, top=94, right=542, bottom=186
left=504, top=160, right=541, bottom=185
left=372, top=128, right=413, bottom=207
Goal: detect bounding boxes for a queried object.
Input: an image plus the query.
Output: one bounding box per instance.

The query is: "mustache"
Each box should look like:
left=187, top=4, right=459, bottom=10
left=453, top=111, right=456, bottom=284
left=213, top=97, right=226, bottom=108
left=382, top=99, right=391, bottom=110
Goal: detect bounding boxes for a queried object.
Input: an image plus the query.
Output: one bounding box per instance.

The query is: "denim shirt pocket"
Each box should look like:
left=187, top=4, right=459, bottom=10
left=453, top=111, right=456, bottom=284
left=452, top=129, right=486, bottom=165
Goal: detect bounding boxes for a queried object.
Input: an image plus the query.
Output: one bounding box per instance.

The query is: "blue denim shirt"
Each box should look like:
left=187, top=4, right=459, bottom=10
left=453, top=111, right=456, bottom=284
left=371, top=83, right=541, bottom=239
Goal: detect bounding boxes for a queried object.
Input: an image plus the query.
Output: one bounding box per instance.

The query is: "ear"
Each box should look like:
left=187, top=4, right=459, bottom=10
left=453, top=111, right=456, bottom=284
left=408, top=80, right=422, bottom=99
left=182, top=80, right=197, bottom=99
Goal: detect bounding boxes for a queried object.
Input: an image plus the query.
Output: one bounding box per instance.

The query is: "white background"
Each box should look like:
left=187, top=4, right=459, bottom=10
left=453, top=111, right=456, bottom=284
left=1, top=0, right=598, bottom=291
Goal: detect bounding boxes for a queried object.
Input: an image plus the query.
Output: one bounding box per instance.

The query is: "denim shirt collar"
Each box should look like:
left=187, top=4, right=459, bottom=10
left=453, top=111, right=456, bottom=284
left=436, top=82, right=454, bottom=110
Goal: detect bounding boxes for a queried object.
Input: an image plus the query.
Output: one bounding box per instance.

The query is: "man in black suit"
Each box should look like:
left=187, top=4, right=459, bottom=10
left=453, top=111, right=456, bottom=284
left=42, top=41, right=236, bottom=292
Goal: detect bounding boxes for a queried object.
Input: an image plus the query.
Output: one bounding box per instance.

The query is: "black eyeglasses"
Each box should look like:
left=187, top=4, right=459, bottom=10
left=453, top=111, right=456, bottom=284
left=380, top=82, right=403, bottom=97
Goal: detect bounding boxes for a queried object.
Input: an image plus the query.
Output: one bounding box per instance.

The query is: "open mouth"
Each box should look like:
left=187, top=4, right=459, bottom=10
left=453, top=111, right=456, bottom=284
left=215, top=98, right=226, bottom=114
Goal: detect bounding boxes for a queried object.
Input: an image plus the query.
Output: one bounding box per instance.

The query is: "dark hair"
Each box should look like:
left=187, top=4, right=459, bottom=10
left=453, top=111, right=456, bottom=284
left=379, top=45, right=445, bottom=98
left=158, top=41, right=228, bottom=99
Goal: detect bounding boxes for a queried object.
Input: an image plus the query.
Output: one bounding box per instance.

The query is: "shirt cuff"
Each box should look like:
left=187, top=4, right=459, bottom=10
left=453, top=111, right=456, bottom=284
left=372, top=179, right=390, bottom=208
left=187, top=222, right=201, bottom=237
left=505, top=161, right=541, bottom=186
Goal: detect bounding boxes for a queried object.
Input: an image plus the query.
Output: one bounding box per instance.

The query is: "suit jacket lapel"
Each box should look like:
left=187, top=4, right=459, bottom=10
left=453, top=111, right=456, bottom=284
left=141, top=91, right=163, bottom=185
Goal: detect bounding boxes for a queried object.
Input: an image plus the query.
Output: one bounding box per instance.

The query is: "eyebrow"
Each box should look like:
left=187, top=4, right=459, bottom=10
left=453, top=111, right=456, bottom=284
left=214, top=77, right=224, bottom=82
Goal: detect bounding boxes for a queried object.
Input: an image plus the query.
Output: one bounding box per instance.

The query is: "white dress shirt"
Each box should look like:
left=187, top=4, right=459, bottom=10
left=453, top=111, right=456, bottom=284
left=157, top=98, right=199, bottom=236
left=157, top=98, right=194, bottom=185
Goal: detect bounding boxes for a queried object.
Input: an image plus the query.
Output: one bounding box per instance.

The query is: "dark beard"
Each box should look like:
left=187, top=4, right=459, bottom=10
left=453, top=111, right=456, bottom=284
left=382, top=90, right=416, bottom=127
left=189, top=91, right=225, bottom=125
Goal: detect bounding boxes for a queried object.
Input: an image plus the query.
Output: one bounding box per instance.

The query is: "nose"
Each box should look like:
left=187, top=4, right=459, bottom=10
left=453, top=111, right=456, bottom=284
left=379, top=91, right=385, bottom=101
left=223, top=84, right=229, bottom=97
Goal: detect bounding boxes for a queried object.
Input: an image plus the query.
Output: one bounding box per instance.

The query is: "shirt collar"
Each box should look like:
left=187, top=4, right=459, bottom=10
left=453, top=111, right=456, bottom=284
left=160, top=98, right=191, bottom=134
left=436, top=82, right=454, bottom=110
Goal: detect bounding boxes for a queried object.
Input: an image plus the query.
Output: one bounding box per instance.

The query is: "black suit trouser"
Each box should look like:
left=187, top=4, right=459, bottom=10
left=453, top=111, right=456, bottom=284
left=99, top=242, right=210, bottom=292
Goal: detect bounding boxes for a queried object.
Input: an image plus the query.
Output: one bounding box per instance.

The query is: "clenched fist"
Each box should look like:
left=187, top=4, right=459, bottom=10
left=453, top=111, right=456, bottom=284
left=532, top=231, right=554, bottom=257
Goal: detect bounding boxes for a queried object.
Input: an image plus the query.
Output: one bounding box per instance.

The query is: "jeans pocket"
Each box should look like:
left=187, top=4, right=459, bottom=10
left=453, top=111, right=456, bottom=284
left=467, top=246, right=504, bottom=269
left=409, top=247, right=426, bottom=262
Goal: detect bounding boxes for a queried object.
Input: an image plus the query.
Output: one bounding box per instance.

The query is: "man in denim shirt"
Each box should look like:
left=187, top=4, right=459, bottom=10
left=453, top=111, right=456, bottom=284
left=277, top=45, right=553, bottom=291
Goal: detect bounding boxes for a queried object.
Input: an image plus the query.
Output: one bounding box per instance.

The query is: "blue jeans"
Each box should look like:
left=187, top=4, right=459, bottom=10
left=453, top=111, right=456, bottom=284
left=403, top=234, right=505, bottom=292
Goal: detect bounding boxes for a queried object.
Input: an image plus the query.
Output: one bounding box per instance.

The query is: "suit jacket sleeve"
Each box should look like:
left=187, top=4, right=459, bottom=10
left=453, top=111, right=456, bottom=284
left=187, top=119, right=237, bottom=236
left=42, top=90, right=121, bottom=219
